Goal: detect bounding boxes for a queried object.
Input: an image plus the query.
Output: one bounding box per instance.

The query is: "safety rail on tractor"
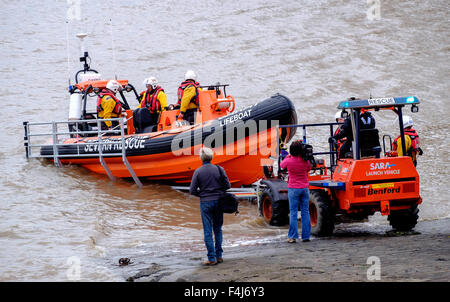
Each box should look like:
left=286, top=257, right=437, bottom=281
left=23, top=117, right=143, bottom=188
left=256, top=122, right=342, bottom=224
left=277, top=122, right=342, bottom=173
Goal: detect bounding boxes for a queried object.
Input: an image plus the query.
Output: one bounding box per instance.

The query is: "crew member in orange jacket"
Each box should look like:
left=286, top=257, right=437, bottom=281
left=133, top=77, right=168, bottom=133
left=332, top=111, right=347, bottom=158
left=139, top=77, right=167, bottom=115
left=97, top=80, right=123, bottom=130
left=177, top=70, right=202, bottom=125
left=392, top=115, right=423, bottom=166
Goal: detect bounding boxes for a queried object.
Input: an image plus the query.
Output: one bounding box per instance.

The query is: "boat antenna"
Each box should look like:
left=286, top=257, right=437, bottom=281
left=110, top=18, right=118, bottom=80
left=76, top=33, right=87, bottom=55
left=66, top=0, right=83, bottom=86
left=76, top=33, right=89, bottom=73
left=65, top=20, right=71, bottom=87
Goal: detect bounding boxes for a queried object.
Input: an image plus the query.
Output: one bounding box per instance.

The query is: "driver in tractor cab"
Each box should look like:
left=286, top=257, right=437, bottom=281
left=329, top=109, right=376, bottom=159
left=133, top=76, right=168, bottom=133
left=391, top=115, right=423, bottom=166
left=177, top=70, right=202, bottom=125
left=97, top=80, right=123, bottom=131
left=332, top=111, right=346, bottom=157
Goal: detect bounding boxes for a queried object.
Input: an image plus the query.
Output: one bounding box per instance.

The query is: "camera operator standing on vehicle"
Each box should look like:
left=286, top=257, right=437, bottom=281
left=280, top=140, right=312, bottom=243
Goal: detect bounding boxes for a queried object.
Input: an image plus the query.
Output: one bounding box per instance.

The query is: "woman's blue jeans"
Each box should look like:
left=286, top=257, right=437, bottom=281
left=288, top=188, right=311, bottom=240
left=200, top=200, right=223, bottom=261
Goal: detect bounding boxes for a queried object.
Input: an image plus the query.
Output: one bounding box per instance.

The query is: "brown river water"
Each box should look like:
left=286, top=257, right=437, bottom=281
left=0, top=0, right=448, bottom=281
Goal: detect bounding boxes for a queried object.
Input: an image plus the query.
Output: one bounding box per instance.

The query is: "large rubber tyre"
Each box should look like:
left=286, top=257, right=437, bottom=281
left=388, top=205, right=419, bottom=231
left=309, top=190, right=335, bottom=237
left=260, top=190, right=288, bottom=226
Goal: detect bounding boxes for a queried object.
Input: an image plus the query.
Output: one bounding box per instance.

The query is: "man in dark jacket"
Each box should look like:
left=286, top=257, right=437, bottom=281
left=330, top=110, right=376, bottom=158
left=190, top=147, right=231, bottom=265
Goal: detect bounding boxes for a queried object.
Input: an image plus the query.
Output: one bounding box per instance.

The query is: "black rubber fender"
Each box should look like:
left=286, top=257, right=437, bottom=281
left=260, top=178, right=288, bottom=202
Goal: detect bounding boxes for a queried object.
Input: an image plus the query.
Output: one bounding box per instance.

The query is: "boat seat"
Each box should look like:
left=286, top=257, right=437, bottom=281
left=360, top=128, right=381, bottom=158
left=133, top=108, right=158, bottom=134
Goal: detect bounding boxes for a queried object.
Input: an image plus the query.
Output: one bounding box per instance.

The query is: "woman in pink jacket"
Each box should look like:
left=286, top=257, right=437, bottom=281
left=280, top=140, right=311, bottom=243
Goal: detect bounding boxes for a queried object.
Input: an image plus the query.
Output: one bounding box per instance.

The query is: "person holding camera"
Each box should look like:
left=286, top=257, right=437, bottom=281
left=280, top=140, right=312, bottom=243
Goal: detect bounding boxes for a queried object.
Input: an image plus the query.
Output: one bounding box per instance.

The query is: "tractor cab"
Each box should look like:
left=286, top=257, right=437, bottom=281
left=334, top=96, right=420, bottom=162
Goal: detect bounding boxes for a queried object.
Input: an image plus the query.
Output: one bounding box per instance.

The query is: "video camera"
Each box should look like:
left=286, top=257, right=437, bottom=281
left=299, top=142, right=316, bottom=167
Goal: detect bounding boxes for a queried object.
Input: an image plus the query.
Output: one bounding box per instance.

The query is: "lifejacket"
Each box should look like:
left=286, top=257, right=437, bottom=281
left=393, top=127, right=420, bottom=158
left=97, top=90, right=122, bottom=115
left=140, top=86, right=163, bottom=114
left=177, top=80, right=200, bottom=106
left=359, top=112, right=375, bottom=129
left=404, top=128, right=420, bottom=151
left=334, top=126, right=347, bottom=154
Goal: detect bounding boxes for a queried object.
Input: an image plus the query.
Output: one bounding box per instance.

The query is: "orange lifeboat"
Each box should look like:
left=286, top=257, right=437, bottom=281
left=33, top=48, right=297, bottom=187
left=40, top=79, right=297, bottom=187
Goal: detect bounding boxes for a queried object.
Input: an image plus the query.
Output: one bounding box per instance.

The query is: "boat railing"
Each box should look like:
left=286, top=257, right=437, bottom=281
left=23, top=117, right=143, bottom=188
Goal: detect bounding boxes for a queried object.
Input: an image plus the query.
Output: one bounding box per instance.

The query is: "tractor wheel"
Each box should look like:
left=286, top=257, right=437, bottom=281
left=388, top=205, right=419, bottom=232
left=309, top=190, right=335, bottom=237
left=260, top=190, right=288, bottom=226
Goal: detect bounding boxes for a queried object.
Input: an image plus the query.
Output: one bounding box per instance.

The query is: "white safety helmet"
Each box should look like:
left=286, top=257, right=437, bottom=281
left=143, top=77, right=158, bottom=89
left=106, top=80, right=122, bottom=94
left=184, top=70, right=197, bottom=81
left=335, top=111, right=343, bottom=121
left=402, top=115, right=413, bottom=129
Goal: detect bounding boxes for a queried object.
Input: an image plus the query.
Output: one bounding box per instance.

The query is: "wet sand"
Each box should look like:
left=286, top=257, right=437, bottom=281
left=126, top=218, right=450, bottom=282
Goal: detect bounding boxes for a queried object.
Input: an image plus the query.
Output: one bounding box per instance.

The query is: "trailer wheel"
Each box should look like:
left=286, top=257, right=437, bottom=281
left=388, top=205, right=419, bottom=232
left=260, top=190, right=288, bottom=226
left=309, top=190, right=335, bottom=237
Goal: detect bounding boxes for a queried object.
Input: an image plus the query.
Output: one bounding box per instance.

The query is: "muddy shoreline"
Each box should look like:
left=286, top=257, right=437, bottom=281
left=124, top=218, right=450, bottom=282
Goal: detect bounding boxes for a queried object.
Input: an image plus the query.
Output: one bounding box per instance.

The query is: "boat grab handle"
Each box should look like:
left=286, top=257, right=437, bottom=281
left=211, top=95, right=235, bottom=113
